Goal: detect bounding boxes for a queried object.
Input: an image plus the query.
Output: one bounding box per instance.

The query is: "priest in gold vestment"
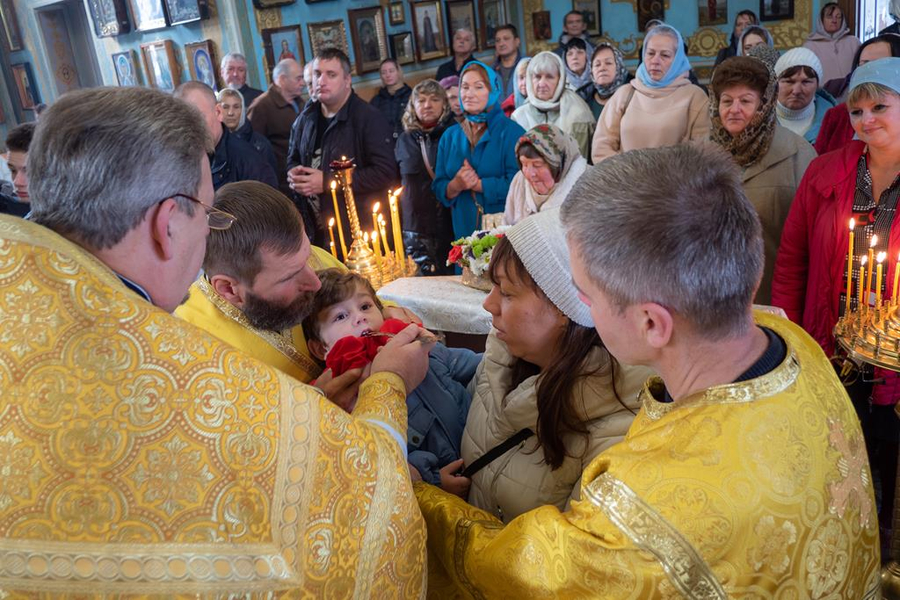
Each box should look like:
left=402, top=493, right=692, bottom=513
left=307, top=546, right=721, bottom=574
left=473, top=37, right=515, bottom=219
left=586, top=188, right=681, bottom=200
left=416, top=145, right=881, bottom=598
left=0, top=87, right=428, bottom=597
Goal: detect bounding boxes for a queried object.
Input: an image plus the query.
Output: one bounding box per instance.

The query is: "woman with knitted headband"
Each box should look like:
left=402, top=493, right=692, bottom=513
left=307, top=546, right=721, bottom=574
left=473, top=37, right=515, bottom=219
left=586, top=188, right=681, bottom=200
left=511, top=52, right=595, bottom=159
left=433, top=61, right=524, bottom=238
left=591, top=24, right=710, bottom=163
left=774, top=58, right=900, bottom=535
left=709, top=56, right=816, bottom=303
left=459, top=208, right=650, bottom=522
left=773, top=47, right=837, bottom=144
left=502, top=124, right=587, bottom=225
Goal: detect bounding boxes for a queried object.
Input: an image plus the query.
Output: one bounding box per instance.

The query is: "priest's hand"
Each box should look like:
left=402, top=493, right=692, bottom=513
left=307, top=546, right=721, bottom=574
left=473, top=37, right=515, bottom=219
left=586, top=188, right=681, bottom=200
left=371, top=323, right=434, bottom=393
left=383, top=305, right=423, bottom=326
left=316, top=366, right=365, bottom=412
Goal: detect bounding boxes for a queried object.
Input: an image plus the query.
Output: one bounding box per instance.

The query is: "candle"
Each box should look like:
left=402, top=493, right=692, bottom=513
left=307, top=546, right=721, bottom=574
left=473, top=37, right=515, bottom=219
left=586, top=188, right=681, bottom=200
left=372, top=201, right=381, bottom=235
left=877, top=252, right=887, bottom=310
left=866, top=235, right=878, bottom=300
left=389, top=191, right=404, bottom=264
left=860, top=256, right=868, bottom=309
left=846, top=219, right=855, bottom=316
left=331, top=180, right=348, bottom=259
left=894, top=253, right=900, bottom=308
left=378, top=215, right=391, bottom=257
left=328, top=218, right=338, bottom=259
left=372, top=230, right=383, bottom=272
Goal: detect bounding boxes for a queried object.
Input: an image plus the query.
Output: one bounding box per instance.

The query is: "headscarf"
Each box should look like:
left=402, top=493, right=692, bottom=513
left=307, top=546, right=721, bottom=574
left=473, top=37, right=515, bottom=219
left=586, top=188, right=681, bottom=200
left=746, top=44, right=781, bottom=71
left=807, top=3, right=851, bottom=42
left=892, top=0, right=900, bottom=22
left=591, top=42, right=630, bottom=100
left=736, top=26, right=774, bottom=56
left=709, top=56, right=777, bottom=168
left=513, top=52, right=595, bottom=143
left=563, top=39, right=593, bottom=91
left=515, top=124, right=582, bottom=184
left=459, top=61, right=501, bottom=123
left=636, top=24, right=692, bottom=88
left=216, top=88, right=246, bottom=130
left=524, top=52, right=566, bottom=109
left=849, top=56, right=900, bottom=96
left=513, top=57, right=531, bottom=108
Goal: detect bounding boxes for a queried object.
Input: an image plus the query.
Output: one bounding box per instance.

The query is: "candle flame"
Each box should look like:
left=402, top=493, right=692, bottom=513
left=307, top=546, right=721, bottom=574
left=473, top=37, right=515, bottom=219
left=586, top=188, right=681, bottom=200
left=393, top=187, right=404, bottom=197
left=849, top=218, right=855, bottom=230
left=372, top=230, right=378, bottom=240
left=328, top=217, right=335, bottom=227
left=878, top=251, right=887, bottom=263
left=872, top=235, right=879, bottom=247
left=862, top=256, right=868, bottom=265
left=378, top=215, right=385, bottom=224
left=364, top=231, right=369, bottom=242
left=373, top=202, right=380, bottom=213
left=330, top=180, right=337, bottom=190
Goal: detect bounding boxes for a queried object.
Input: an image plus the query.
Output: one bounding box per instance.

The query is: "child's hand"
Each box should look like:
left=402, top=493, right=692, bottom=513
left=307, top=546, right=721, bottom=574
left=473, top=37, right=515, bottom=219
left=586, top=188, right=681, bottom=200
left=440, top=459, right=471, bottom=499
left=408, top=463, right=423, bottom=483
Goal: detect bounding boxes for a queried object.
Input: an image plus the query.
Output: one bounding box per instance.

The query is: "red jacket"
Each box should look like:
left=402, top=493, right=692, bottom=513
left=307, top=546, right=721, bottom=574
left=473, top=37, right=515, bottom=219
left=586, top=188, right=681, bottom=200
left=772, top=140, right=900, bottom=403
left=814, top=103, right=855, bottom=155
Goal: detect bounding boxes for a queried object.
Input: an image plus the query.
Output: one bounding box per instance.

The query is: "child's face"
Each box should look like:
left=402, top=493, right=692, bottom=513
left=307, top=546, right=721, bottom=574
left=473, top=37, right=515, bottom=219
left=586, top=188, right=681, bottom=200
left=317, top=288, right=385, bottom=356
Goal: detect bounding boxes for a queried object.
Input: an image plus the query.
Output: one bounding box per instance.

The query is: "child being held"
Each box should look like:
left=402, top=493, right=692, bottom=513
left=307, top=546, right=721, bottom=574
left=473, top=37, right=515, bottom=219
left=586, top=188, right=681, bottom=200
left=303, top=268, right=481, bottom=497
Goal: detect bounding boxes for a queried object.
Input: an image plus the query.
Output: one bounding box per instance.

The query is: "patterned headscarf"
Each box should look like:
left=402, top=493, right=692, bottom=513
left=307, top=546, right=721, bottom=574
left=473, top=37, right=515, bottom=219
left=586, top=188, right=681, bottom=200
left=746, top=44, right=781, bottom=71
left=514, top=124, right=582, bottom=183
left=591, top=43, right=630, bottom=100
left=709, top=56, right=777, bottom=168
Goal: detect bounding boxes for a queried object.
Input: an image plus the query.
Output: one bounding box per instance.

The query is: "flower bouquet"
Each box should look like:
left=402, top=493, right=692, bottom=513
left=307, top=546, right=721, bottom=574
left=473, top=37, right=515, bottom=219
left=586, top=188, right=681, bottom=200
left=447, top=227, right=509, bottom=291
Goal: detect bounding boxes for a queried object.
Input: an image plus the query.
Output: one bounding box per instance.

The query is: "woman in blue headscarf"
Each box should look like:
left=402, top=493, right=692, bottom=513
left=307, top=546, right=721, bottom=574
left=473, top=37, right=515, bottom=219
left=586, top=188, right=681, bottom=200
left=433, top=61, right=525, bottom=238
left=591, top=24, right=710, bottom=163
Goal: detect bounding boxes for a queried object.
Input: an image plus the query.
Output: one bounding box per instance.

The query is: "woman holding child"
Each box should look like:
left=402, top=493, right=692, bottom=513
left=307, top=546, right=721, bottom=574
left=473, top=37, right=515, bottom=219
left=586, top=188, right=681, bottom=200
left=460, top=209, right=651, bottom=521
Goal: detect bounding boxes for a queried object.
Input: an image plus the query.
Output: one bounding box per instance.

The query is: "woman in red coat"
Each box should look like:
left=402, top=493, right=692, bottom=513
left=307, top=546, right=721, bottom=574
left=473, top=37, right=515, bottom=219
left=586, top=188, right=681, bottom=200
left=772, top=57, right=900, bottom=534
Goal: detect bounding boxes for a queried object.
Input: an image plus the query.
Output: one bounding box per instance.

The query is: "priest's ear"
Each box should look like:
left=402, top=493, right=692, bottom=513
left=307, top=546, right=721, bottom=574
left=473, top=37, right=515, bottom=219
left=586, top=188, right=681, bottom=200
left=308, top=339, right=328, bottom=362
left=209, top=273, right=247, bottom=307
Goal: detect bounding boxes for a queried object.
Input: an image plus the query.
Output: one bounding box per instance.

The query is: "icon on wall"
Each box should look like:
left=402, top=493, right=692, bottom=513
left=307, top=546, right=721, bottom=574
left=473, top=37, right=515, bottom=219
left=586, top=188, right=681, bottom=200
left=112, top=50, right=141, bottom=86
left=572, top=0, right=601, bottom=36
left=307, top=20, right=351, bottom=63
left=263, top=25, right=305, bottom=81
left=164, top=0, right=208, bottom=26
left=532, top=10, right=552, bottom=41
left=186, top=40, right=218, bottom=90
left=348, top=6, right=388, bottom=75
left=479, top=0, right=507, bottom=48
left=760, top=0, right=793, bottom=21
left=128, top=0, right=166, bottom=31
left=389, top=31, right=415, bottom=65
left=699, top=0, right=728, bottom=25
left=11, top=63, right=40, bottom=110
left=141, top=40, right=180, bottom=91
left=0, top=0, right=23, bottom=50
left=86, top=0, right=130, bottom=37
left=410, top=0, right=447, bottom=61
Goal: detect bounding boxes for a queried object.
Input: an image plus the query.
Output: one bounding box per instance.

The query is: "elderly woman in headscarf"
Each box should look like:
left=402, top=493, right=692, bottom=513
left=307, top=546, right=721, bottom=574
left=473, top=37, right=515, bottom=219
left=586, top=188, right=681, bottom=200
left=433, top=61, right=525, bottom=239
left=591, top=24, right=710, bottom=163
left=216, top=88, right=278, bottom=175
left=502, top=124, right=587, bottom=225
left=586, top=42, right=632, bottom=120
left=803, top=2, right=861, bottom=84
left=773, top=47, right=837, bottom=144
left=396, top=79, right=456, bottom=275
left=709, top=56, right=816, bottom=303
left=511, top=52, right=595, bottom=160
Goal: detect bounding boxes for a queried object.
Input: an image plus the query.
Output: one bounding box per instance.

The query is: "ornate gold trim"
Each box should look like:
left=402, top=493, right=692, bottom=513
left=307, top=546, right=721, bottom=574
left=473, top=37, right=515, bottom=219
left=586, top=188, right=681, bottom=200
left=686, top=27, right=728, bottom=58
left=197, top=277, right=323, bottom=379
left=583, top=473, right=727, bottom=599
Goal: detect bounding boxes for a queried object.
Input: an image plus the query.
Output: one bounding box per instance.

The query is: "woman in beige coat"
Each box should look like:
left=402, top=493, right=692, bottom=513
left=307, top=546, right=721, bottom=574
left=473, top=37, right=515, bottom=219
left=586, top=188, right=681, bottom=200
left=460, top=209, right=651, bottom=523
left=710, top=56, right=816, bottom=303
left=591, top=24, right=710, bottom=163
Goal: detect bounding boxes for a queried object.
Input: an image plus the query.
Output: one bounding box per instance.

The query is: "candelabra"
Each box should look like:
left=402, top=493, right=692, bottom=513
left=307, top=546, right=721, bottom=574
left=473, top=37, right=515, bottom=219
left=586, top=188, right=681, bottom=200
left=330, top=158, right=382, bottom=288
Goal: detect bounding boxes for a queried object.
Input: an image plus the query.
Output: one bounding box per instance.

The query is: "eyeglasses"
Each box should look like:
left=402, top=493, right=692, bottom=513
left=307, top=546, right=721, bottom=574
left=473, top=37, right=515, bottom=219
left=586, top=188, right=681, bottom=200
left=165, top=193, right=237, bottom=231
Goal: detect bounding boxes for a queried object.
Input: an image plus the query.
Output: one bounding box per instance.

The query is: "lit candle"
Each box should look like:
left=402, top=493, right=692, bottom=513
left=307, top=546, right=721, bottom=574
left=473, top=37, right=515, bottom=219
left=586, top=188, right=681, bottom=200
left=372, top=201, right=381, bottom=235
left=378, top=215, right=391, bottom=257
left=877, top=252, right=887, bottom=310
left=328, top=218, right=338, bottom=259
left=846, top=219, right=855, bottom=316
left=866, top=235, right=878, bottom=300
left=860, top=255, right=868, bottom=309
left=331, top=180, right=348, bottom=259
left=372, top=229, right=383, bottom=272
left=389, top=191, right=404, bottom=264
left=894, top=253, right=900, bottom=308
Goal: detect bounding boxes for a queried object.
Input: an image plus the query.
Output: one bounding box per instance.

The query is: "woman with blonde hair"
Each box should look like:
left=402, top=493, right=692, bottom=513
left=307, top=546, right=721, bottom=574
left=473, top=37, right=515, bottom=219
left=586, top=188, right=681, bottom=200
left=395, top=79, right=456, bottom=274
left=511, top=51, right=595, bottom=159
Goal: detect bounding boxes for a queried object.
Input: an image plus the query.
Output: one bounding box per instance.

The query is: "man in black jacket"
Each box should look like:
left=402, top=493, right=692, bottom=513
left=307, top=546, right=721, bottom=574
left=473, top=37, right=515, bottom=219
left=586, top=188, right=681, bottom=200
left=370, top=59, right=412, bottom=146
left=286, top=48, right=397, bottom=245
left=175, top=82, right=278, bottom=191
left=220, top=53, right=264, bottom=109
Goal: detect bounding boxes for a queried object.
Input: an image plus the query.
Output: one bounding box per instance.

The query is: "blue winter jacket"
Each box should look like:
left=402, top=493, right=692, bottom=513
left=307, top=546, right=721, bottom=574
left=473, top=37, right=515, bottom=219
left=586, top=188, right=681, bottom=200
left=804, top=90, right=837, bottom=145
left=432, top=105, right=524, bottom=238
left=407, top=343, right=482, bottom=486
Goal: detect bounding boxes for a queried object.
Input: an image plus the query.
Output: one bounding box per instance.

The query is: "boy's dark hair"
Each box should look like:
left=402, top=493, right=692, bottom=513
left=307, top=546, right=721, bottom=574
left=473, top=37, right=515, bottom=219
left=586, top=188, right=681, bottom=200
left=6, top=123, right=35, bottom=153
left=302, top=268, right=384, bottom=343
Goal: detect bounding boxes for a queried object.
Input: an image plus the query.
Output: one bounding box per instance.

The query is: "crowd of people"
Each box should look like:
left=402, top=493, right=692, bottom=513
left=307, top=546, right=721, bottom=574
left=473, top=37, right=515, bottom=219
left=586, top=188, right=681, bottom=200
left=0, top=6, right=895, bottom=596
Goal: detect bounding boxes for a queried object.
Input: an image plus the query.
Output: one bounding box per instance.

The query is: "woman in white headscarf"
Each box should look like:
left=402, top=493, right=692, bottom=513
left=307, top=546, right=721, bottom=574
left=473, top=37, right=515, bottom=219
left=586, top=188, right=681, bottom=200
left=511, top=51, right=595, bottom=160
left=803, top=2, right=861, bottom=83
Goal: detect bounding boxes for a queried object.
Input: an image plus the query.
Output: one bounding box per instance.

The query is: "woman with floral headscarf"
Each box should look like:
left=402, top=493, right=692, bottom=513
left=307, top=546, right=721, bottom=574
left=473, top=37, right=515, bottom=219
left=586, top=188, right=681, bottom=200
left=591, top=24, right=710, bottom=163
left=710, top=56, right=816, bottom=303
left=502, top=124, right=587, bottom=225
left=511, top=52, right=595, bottom=160
left=586, top=42, right=632, bottom=120
left=433, top=61, right=525, bottom=238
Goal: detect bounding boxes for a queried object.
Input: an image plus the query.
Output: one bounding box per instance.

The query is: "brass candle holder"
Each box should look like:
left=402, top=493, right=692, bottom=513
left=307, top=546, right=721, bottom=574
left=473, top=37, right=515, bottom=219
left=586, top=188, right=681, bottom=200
left=330, top=158, right=382, bottom=289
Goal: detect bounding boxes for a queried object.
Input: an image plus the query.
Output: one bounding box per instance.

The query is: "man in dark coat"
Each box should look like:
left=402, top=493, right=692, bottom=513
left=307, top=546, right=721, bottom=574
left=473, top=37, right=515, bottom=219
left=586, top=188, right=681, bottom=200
left=370, top=59, right=412, bottom=147
left=286, top=48, right=397, bottom=245
left=175, top=82, right=277, bottom=190
left=220, top=52, right=264, bottom=108
left=436, top=29, right=477, bottom=81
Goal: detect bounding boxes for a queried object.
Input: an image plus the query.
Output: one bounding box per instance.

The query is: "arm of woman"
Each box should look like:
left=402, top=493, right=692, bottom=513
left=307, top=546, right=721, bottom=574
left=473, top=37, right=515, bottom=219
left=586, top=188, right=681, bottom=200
left=685, top=87, right=712, bottom=142
left=771, top=169, right=818, bottom=324
left=591, top=86, right=627, bottom=163
left=477, top=120, right=527, bottom=214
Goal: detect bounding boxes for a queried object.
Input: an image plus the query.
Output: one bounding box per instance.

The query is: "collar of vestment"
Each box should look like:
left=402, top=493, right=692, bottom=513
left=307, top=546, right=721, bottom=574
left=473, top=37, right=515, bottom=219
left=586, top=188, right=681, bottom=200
left=197, top=276, right=322, bottom=378
left=639, top=311, right=801, bottom=422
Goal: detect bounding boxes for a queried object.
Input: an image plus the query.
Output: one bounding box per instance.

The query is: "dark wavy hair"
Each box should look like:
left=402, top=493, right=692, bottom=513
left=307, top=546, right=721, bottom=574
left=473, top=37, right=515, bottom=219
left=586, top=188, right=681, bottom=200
left=488, top=236, right=631, bottom=470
